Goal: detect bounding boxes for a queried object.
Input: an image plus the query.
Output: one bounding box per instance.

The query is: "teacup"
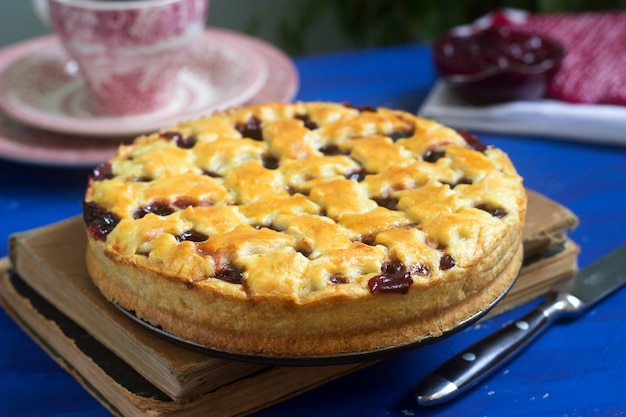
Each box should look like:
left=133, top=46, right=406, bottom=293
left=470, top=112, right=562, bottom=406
left=32, top=0, right=209, bottom=116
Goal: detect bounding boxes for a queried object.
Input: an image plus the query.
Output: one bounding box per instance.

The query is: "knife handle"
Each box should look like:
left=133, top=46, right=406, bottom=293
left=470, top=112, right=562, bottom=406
left=415, top=295, right=573, bottom=406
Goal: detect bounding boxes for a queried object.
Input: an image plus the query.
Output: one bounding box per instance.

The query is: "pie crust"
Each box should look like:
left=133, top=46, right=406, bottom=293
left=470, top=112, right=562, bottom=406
left=83, top=101, right=527, bottom=357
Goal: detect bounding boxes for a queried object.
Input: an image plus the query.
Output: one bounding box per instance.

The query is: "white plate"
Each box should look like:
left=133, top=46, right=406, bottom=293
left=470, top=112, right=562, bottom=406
left=420, top=81, right=626, bottom=147
left=0, top=28, right=271, bottom=138
left=0, top=29, right=299, bottom=167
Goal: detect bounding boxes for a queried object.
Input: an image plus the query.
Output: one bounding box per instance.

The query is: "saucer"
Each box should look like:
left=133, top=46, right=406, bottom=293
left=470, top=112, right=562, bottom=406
left=0, top=28, right=271, bottom=138
left=0, top=30, right=298, bottom=167
left=0, top=112, right=119, bottom=167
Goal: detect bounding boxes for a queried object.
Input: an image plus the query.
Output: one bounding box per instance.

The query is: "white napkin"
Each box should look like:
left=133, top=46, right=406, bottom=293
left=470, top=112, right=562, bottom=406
left=419, top=81, right=626, bottom=147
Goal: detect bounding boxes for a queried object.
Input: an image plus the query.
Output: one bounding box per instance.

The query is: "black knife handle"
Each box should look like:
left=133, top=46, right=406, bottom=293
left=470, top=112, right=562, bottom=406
left=414, top=293, right=578, bottom=406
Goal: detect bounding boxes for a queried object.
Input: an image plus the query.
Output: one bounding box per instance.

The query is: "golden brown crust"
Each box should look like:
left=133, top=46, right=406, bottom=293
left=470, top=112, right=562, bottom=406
left=87, top=236, right=522, bottom=356
left=83, top=101, right=526, bottom=357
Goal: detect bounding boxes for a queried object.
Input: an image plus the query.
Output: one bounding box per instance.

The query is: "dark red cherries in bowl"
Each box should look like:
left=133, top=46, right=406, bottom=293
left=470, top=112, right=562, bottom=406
left=432, top=25, right=565, bottom=105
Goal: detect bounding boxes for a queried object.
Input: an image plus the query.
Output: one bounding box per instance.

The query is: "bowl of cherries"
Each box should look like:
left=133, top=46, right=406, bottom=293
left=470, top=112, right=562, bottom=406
left=432, top=24, right=565, bottom=105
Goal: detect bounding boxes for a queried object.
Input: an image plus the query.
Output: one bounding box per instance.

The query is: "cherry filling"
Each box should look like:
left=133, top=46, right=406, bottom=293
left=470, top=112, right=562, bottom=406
left=90, top=162, right=114, bottom=181
left=215, top=265, right=244, bottom=285
left=344, top=102, right=376, bottom=113
left=131, top=176, right=153, bottom=183
left=357, top=234, right=376, bottom=246
left=286, top=185, right=301, bottom=196
left=319, top=144, right=348, bottom=156
left=476, top=203, right=508, bottom=218
left=262, top=154, right=280, bottom=169
left=372, top=196, right=399, bottom=210
left=294, top=114, right=319, bottom=130
left=329, top=275, right=349, bottom=284
left=172, top=197, right=201, bottom=209
left=235, top=115, right=263, bottom=141
left=175, top=229, right=208, bottom=243
left=423, top=149, right=446, bottom=163
left=387, top=128, right=415, bottom=142
left=368, top=261, right=413, bottom=294
left=345, top=168, right=368, bottom=182
left=442, top=177, right=473, bottom=188
left=82, top=201, right=120, bottom=241
left=160, top=131, right=197, bottom=149
left=252, top=223, right=282, bottom=232
left=133, top=201, right=176, bottom=219
left=203, top=170, right=222, bottom=178
left=440, top=253, right=456, bottom=270
left=457, top=130, right=488, bottom=152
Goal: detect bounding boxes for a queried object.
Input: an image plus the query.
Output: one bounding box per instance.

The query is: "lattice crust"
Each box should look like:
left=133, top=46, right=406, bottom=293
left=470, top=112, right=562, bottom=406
left=83, top=101, right=526, bottom=356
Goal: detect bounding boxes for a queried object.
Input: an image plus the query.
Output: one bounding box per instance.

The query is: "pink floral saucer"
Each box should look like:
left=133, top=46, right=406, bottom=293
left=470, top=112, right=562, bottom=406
left=0, top=28, right=273, bottom=138
left=0, top=28, right=299, bottom=167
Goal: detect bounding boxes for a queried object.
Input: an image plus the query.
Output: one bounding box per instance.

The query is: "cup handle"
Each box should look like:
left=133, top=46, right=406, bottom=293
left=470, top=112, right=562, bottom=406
left=31, top=0, right=51, bottom=28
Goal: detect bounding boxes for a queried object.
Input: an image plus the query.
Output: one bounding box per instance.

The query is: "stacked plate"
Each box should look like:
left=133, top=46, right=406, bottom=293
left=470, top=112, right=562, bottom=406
left=0, top=28, right=299, bottom=166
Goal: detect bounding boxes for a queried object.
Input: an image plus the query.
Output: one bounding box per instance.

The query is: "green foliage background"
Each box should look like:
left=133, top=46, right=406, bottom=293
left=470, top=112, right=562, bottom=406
left=276, top=0, right=626, bottom=55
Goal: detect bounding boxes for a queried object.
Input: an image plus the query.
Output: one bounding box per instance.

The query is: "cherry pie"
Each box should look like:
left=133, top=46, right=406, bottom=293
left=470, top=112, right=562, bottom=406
left=83, top=102, right=526, bottom=357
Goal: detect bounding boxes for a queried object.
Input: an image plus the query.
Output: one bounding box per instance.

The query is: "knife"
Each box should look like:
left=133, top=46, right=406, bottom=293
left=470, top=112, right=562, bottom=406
left=415, top=243, right=626, bottom=406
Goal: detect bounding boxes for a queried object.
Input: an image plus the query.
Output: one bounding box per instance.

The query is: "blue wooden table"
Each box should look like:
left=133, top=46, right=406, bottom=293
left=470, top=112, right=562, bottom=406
left=2, top=41, right=626, bottom=416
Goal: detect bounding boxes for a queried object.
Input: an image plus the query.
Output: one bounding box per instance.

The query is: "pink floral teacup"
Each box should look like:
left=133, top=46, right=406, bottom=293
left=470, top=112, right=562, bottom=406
left=34, top=0, right=208, bottom=116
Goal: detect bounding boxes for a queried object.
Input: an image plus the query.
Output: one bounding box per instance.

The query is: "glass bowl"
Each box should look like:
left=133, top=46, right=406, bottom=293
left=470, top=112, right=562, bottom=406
left=432, top=25, right=565, bottom=105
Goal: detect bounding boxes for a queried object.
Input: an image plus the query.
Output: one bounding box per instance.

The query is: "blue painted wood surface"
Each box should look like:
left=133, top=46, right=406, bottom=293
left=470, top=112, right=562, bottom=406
left=2, top=42, right=626, bottom=416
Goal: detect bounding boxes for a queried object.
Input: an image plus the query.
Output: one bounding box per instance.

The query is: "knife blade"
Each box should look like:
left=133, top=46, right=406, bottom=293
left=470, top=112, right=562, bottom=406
left=415, top=243, right=626, bottom=406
